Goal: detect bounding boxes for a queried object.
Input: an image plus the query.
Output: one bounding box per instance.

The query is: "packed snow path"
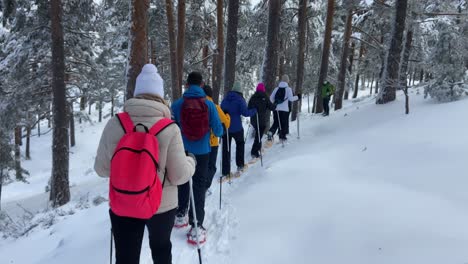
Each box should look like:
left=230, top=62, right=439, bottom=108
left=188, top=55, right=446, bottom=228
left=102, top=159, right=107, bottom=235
left=1, top=90, right=468, bottom=264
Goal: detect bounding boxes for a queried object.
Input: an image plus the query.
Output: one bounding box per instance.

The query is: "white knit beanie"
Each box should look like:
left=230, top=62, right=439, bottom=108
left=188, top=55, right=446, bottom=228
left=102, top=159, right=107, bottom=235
left=134, top=64, right=164, bottom=98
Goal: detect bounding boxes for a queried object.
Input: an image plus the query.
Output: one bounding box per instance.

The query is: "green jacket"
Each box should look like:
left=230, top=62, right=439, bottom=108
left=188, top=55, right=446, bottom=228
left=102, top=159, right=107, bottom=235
left=321, top=82, right=335, bottom=98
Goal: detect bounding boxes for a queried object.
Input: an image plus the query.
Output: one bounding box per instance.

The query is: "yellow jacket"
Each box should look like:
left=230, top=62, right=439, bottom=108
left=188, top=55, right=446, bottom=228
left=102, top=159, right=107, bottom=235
left=207, top=96, right=230, bottom=147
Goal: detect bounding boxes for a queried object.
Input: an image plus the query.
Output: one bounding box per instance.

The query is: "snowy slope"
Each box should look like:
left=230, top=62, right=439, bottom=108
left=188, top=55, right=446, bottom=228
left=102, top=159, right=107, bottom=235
left=1, top=88, right=468, bottom=264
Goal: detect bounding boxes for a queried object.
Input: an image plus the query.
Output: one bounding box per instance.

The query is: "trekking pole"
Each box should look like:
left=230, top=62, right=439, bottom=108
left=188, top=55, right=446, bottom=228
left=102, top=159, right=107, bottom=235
left=276, top=111, right=284, bottom=147
left=297, top=111, right=300, bottom=140
left=110, top=229, right=113, bottom=264
left=255, top=112, right=263, bottom=167
left=189, top=179, right=203, bottom=264
left=219, top=137, right=223, bottom=210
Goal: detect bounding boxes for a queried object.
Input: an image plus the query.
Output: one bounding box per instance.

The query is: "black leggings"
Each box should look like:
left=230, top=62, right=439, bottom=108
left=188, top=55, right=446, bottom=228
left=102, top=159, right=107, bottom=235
left=222, top=129, right=245, bottom=175
left=110, top=209, right=177, bottom=264
left=269, top=111, right=289, bottom=139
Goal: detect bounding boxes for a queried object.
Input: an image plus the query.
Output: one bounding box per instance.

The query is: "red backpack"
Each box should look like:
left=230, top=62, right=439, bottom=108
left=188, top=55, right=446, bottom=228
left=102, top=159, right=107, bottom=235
left=181, top=97, right=209, bottom=141
left=110, top=112, right=174, bottom=219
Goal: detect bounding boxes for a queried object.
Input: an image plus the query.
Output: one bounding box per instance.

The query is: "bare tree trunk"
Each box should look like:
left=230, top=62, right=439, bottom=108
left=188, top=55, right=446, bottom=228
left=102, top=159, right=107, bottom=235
left=111, top=93, right=115, bottom=117
left=353, top=42, right=365, bottom=99
left=14, top=126, right=23, bottom=181
left=261, top=0, right=281, bottom=94
left=344, top=42, right=355, bottom=100
left=278, top=39, right=285, bottom=78
left=212, top=0, right=224, bottom=103
left=291, top=0, right=307, bottom=121
left=126, top=0, right=149, bottom=100
left=400, top=29, right=413, bottom=90
left=98, top=100, right=103, bottom=123
left=314, top=0, right=335, bottom=113
left=165, top=0, right=179, bottom=101
left=370, top=73, right=375, bottom=94
left=224, top=0, right=240, bottom=94
left=419, top=68, right=424, bottom=82
left=26, top=123, right=31, bottom=160
left=0, top=169, right=3, bottom=210
left=37, top=114, right=41, bottom=137
left=88, top=102, right=92, bottom=115
left=376, top=0, right=408, bottom=104
left=177, top=0, right=186, bottom=91
left=50, top=0, right=70, bottom=207
left=335, top=5, right=353, bottom=110
left=69, top=103, right=75, bottom=147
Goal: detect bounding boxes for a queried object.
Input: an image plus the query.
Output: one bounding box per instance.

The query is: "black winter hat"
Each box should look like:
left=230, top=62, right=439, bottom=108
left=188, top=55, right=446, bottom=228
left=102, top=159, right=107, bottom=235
left=187, top=72, right=203, bottom=86
left=203, top=85, right=213, bottom=97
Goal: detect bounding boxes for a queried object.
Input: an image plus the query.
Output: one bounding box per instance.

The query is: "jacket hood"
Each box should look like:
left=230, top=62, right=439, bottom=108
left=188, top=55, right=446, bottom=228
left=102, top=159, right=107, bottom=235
left=183, top=85, right=206, bottom=98
left=226, top=91, right=243, bottom=101
left=124, top=98, right=171, bottom=119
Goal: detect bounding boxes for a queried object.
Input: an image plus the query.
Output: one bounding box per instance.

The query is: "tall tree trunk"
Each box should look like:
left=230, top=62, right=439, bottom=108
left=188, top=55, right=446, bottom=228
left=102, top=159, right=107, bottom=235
left=0, top=168, right=3, bottom=210
left=165, top=0, right=179, bottom=101
left=212, top=0, right=224, bottom=103
left=14, top=126, right=23, bottom=181
left=98, top=100, right=103, bottom=123
left=400, top=29, right=413, bottom=90
left=376, top=0, right=408, bottom=104
left=401, top=29, right=413, bottom=114
left=278, top=39, right=285, bottom=78
left=50, top=0, right=70, bottom=207
left=224, top=0, right=240, bottom=94
left=291, top=0, right=307, bottom=121
left=344, top=41, right=355, bottom=100
left=126, top=0, right=149, bottom=100
left=419, top=68, right=424, bottom=82
left=353, top=42, right=365, bottom=99
left=314, top=0, right=335, bottom=113
left=111, top=93, right=115, bottom=117
left=69, top=103, right=75, bottom=147
left=26, top=123, right=31, bottom=160
left=335, top=5, right=353, bottom=110
left=261, top=0, right=281, bottom=94
left=151, top=38, right=156, bottom=64
left=370, top=73, right=375, bottom=94
left=37, top=114, right=41, bottom=137
left=88, top=102, right=92, bottom=115
left=176, top=0, right=186, bottom=91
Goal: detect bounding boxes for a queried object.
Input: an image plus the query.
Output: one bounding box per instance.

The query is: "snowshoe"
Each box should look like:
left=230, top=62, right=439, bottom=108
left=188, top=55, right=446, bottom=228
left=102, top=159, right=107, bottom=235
left=174, top=214, right=189, bottom=228
left=187, top=226, right=207, bottom=245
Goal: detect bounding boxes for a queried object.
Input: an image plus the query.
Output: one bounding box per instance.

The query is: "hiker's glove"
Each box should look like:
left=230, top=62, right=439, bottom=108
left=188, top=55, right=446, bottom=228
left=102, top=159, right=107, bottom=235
left=297, top=93, right=302, bottom=100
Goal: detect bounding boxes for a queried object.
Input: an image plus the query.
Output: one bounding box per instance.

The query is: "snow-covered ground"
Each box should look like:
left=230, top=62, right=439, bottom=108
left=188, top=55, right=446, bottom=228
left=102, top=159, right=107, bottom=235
left=1, top=87, right=468, bottom=264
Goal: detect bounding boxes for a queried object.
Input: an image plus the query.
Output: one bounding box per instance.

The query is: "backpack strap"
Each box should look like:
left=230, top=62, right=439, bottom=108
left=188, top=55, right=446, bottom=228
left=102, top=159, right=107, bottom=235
left=149, top=118, right=175, bottom=136
left=116, top=112, right=134, bottom=134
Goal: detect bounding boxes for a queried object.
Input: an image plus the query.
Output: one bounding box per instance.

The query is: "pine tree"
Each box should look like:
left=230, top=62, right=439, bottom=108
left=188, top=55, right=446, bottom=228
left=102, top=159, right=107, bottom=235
left=291, top=0, right=307, bottom=121
left=377, top=0, right=408, bottom=104
left=224, top=0, right=240, bottom=94
left=49, top=0, right=70, bottom=208
left=314, top=0, right=335, bottom=113
left=261, top=0, right=281, bottom=94
left=165, top=0, right=179, bottom=100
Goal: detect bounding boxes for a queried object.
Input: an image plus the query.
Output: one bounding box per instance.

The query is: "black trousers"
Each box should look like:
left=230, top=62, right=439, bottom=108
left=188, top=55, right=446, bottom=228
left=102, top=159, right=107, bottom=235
left=222, top=129, right=245, bottom=175
left=323, top=96, right=330, bottom=115
left=251, top=124, right=266, bottom=157
left=269, top=111, right=289, bottom=140
left=206, top=146, right=219, bottom=190
left=110, top=209, right=176, bottom=264
left=176, top=154, right=209, bottom=227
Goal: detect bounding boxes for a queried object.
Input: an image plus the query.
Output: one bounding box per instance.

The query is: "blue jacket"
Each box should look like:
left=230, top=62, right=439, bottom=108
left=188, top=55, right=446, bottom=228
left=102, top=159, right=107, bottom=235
left=221, top=91, right=257, bottom=133
left=171, top=85, right=223, bottom=155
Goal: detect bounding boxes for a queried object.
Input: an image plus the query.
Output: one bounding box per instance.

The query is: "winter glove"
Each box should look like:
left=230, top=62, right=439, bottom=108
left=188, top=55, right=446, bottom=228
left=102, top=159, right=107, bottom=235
left=186, top=152, right=197, bottom=166
left=297, top=93, right=302, bottom=100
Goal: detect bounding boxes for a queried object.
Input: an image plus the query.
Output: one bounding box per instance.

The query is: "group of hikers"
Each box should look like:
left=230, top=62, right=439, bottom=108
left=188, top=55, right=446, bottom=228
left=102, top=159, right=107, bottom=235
left=94, top=64, right=333, bottom=264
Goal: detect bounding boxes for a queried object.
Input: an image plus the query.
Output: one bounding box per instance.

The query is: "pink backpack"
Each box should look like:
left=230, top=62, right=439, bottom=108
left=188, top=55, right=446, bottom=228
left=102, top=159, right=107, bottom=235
left=110, top=112, right=174, bottom=219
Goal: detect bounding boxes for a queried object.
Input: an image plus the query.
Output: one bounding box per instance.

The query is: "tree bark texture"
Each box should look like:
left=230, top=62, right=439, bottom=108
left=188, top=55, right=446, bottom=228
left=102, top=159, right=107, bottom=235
left=213, top=0, right=224, bottom=103
left=224, top=0, right=240, bottom=94
left=376, top=0, right=408, bottom=104
left=126, top=0, right=149, bottom=100
left=165, top=0, right=179, bottom=101
left=291, top=0, right=307, bottom=121
left=353, top=42, right=365, bottom=99
left=69, top=103, right=75, bottom=147
left=176, top=0, right=186, bottom=91
left=335, top=6, right=353, bottom=110
left=14, top=126, right=23, bottom=181
left=344, top=41, right=356, bottom=100
left=50, top=0, right=70, bottom=207
left=261, top=0, right=281, bottom=94
left=314, top=0, right=335, bottom=113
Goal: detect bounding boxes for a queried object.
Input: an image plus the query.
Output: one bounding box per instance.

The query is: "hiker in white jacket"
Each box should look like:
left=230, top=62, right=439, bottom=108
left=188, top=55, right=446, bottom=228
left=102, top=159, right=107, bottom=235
left=267, top=81, right=301, bottom=141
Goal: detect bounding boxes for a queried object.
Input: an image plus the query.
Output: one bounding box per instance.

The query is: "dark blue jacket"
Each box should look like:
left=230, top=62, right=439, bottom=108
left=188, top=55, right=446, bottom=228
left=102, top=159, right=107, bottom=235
left=171, top=85, right=223, bottom=155
left=221, top=91, right=256, bottom=133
